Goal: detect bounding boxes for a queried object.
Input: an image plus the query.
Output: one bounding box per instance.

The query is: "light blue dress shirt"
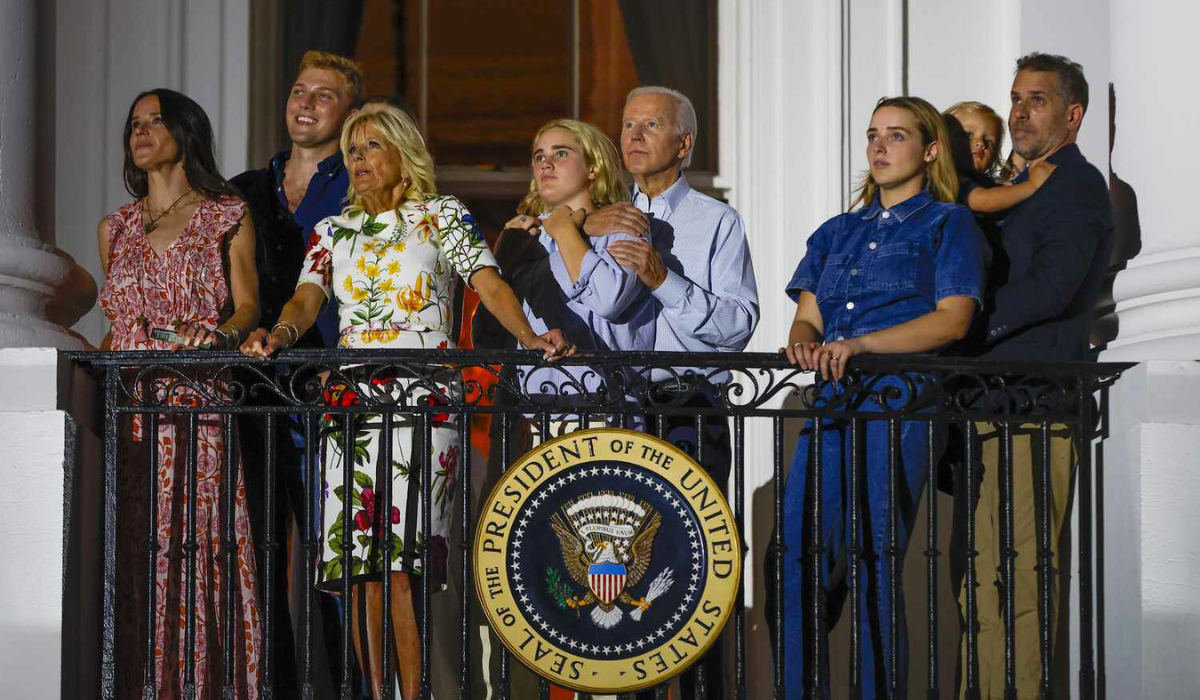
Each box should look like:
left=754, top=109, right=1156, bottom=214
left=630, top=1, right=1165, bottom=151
left=633, top=175, right=760, bottom=382
left=518, top=222, right=656, bottom=400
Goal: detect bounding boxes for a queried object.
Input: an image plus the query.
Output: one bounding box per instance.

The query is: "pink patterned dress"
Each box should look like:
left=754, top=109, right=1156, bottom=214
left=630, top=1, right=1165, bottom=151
left=99, top=195, right=262, bottom=699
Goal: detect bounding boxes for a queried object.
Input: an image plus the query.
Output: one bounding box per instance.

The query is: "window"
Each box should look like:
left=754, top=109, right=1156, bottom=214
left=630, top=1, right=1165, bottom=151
left=356, top=0, right=717, bottom=217
left=250, top=0, right=717, bottom=233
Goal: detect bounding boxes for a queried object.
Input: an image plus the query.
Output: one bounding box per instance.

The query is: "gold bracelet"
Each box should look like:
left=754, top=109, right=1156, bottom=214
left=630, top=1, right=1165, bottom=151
left=516, top=328, right=532, bottom=348
left=271, top=321, right=299, bottom=347
left=216, top=324, right=242, bottom=348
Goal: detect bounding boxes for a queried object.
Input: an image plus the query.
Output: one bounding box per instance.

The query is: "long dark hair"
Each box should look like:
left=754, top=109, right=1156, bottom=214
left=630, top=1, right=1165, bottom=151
left=122, top=88, right=239, bottom=200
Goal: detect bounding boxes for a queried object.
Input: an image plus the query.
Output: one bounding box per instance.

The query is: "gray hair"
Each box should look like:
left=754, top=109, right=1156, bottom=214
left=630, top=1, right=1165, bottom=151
left=625, top=86, right=698, bottom=169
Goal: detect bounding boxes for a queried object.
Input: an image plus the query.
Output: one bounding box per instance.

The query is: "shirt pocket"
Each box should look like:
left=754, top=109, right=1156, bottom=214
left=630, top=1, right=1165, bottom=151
left=865, top=242, right=920, bottom=293
left=815, top=254, right=851, bottom=303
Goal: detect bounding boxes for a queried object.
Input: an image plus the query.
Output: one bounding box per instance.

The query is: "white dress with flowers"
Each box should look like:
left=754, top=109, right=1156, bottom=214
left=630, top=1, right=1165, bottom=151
left=297, top=196, right=497, bottom=589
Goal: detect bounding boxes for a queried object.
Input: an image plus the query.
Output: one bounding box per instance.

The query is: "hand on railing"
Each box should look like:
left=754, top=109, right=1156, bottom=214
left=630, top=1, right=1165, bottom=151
left=155, top=322, right=222, bottom=351
left=521, top=328, right=577, bottom=362
left=239, top=327, right=289, bottom=359
left=781, top=338, right=864, bottom=381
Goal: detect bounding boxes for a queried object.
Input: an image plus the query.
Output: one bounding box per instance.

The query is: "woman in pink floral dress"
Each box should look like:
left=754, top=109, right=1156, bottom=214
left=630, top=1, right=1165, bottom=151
left=98, top=88, right=263, bottom=699
left=241, top=103, right=573, bottom=700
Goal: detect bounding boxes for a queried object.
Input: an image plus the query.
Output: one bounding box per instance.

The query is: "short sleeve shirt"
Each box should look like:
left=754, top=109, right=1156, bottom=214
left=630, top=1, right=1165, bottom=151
left=786, top=190, right=987, bottom=342
left=297, top=195, right=497, bottom=347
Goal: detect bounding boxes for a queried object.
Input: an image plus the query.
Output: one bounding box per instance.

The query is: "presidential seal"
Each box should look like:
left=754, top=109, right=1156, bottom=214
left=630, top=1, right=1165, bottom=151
left=474, top=428, right=741, bottom=693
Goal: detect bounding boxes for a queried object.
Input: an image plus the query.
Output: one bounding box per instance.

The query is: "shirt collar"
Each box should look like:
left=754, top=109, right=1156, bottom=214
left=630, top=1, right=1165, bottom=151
left=859, top=189, right=935, bottom=222
left=1046, top=142, right=1081, bottom=166
left=269, top=150, right=289, bottom=185
left=1014, top=142, right=1083, bottom=184
left=269, top=149, right=345, bottom=185
left=316, top=150, right=345, bottom=176
left=632, top=173, right=691, bottom=215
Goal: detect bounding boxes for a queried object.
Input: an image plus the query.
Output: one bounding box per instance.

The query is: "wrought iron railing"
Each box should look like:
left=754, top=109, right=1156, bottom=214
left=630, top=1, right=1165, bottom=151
left=64, top=349, right=1129, bottom=700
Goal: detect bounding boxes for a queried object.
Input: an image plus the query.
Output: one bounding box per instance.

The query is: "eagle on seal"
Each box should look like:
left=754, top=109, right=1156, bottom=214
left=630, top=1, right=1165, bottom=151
left=550, top=492, right=665, bottom=629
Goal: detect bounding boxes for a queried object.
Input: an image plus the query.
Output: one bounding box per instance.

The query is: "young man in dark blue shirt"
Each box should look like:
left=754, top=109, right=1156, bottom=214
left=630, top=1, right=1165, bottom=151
left=956, top=52, right=1113, bottom=700
left=232, top=50, right=363, bottom=696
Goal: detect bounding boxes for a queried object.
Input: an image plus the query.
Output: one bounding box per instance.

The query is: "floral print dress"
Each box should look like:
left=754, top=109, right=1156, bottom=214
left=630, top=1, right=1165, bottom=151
left=99, top=196, right=262, bottom=699
left=297, top=196, right=497, bottom=590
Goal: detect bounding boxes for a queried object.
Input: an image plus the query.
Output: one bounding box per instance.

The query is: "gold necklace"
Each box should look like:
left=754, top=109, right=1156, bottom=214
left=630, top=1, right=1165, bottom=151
left=142, top=187, right=196, bottom=233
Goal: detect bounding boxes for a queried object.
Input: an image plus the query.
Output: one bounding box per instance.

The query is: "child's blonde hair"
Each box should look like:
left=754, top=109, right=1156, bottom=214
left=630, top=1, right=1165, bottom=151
left=946, top=100, right=1006, bottom=180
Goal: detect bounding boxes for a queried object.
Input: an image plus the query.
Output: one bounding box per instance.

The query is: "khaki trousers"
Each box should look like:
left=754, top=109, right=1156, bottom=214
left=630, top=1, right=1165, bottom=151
left=958, top=423, right=1076, bottom=700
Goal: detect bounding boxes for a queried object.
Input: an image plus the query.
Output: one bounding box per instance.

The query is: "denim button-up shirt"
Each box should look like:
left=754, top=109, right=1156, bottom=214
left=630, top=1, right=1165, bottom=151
left=787, top=190, right=987, bottom=342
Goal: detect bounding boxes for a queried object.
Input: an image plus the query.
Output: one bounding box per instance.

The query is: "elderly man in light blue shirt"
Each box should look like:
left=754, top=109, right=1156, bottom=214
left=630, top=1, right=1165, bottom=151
left=606, top=86, right=760, bottom=374
left=605, top=84, right=759, bottom=700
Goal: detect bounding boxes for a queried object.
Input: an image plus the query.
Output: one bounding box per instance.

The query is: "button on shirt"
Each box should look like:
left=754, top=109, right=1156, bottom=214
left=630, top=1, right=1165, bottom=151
left=786, top=190, right=987, bottom=343
left=634, top=176, right=759, bottom=381
left=270, top=151, right=348, bottom=347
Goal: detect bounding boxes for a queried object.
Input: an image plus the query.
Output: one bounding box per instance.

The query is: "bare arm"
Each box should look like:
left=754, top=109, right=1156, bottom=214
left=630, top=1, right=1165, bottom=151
left=96, top=217, right=113, bottom=350
left=966, top=161, right=1056, bottom=214
left=240, top=283, right=326, bottom=358
left=544, top=206, right=590, bottom=283
left=813, top=296, right=977, bottom=380
left=174, top=215, right=261, bottom=349
left=96, top=217, right=112, bottom=275
left=779, top=291, right=826, bottom=370
left=471, top=267, right=574, bottom=360
left=223, top=216, right=261, bottom=337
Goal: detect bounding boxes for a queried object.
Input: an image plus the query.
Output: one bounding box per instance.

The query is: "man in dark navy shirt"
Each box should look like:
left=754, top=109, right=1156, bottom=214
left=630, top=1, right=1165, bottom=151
left=231, top=50, right=362, bottom=697
left=233, top=50, right=362, bottom=348
left=956, top=53, right=1113, bottom=700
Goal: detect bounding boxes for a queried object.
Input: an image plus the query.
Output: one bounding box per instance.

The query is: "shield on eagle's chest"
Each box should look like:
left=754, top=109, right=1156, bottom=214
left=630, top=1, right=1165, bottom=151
left=588, top=562, right=627, bottom=605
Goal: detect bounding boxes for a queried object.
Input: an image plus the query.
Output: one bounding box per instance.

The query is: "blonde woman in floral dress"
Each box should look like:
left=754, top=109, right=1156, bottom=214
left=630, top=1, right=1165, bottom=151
left=241, top=103, right=573, bottom=699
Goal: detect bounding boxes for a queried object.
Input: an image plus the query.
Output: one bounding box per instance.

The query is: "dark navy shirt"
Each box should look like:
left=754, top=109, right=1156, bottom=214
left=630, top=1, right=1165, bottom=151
left=787, top=190, right=988, bottom=343
left=269, top=150, right=348, bottom=346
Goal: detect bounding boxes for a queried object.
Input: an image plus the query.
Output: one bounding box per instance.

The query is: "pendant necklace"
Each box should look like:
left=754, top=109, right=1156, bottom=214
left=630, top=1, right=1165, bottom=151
left=143, top=187, right=195, bottom=233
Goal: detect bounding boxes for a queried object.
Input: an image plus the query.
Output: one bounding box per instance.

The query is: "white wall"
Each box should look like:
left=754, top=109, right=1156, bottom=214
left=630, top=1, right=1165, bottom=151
left=55, top=0, right=251, bottom=347
left=0, top=350, right=70, bottom=699
left=1106, top=362, right=1200, bottom=699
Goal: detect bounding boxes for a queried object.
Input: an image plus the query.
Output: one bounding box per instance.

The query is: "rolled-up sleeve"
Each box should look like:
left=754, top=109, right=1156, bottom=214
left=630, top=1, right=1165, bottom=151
left=786, top=218, right=837, bottom=302
left=550, top=232, right=646, bottom=320
left=933, top=206, right=988, bottom=309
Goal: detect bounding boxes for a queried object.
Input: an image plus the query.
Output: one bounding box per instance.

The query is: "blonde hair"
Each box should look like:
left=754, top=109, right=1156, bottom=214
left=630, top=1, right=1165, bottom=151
left=946, top=100, right=1006, bottom=179
left=850, top=96, right=959, bottom=211
left=297, top=50, right=364, bottom=106
left=340, top=103, right=438, bottom=213
left=517, top=119, right=630, bottom=216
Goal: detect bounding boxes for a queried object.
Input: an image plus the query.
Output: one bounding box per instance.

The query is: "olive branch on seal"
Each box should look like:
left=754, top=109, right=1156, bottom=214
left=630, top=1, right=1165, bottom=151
left=545, top=567, right=581, bottom=614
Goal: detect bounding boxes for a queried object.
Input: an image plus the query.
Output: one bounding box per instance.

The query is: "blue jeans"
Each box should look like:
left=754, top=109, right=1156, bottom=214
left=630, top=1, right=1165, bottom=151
left=781, top=376, right=937, bottom=699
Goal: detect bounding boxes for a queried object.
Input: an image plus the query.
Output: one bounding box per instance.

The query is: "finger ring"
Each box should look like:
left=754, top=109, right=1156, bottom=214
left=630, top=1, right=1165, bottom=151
left=831, top=356, right=841, bottom=361
left=519, top=216, right=526, bottom=221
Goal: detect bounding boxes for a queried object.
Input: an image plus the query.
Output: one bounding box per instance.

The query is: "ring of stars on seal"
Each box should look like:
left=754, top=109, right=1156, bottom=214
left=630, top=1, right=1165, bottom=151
left=474, top=428, right=741, bottom=694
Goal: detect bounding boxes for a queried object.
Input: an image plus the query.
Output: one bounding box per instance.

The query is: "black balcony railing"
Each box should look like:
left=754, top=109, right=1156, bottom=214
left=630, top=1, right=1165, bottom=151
left=64, top=349, right=1130, bottom=700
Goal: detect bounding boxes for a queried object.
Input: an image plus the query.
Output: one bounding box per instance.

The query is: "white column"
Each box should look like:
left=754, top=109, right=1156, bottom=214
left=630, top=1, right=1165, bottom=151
left=1099, top=3, right=1200, bottom=698
left=1102, top=1, right=1200, bottom=362
left=0, top=0, right=96, bottom=349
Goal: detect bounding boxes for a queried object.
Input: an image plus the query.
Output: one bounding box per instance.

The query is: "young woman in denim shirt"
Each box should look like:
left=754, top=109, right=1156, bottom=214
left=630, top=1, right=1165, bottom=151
left=777, top=96, right=988, bottom=698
